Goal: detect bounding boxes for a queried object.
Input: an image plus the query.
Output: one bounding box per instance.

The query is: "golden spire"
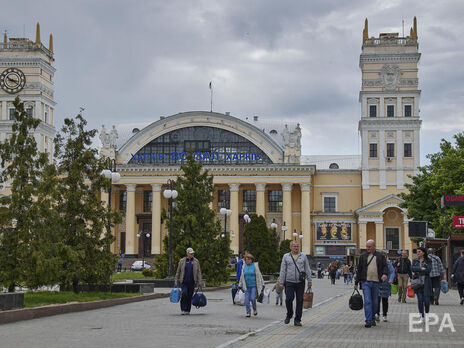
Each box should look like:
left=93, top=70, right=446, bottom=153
left=413, top=16, right=418, bottom=37
left=49, top=34, right=53, bottom=53
left=410, top=27, right=414, bottom=37
left=36, top=22, right=41, bottom=43
left=3, top=33, right=7, bottom=44
left=363, top=18, right=368, bottom=39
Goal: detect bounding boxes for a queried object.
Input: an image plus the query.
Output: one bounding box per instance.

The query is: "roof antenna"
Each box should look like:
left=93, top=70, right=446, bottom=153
left=402, top=16, right=404, bottom=37
left=79, top=107, right=85, bottom=114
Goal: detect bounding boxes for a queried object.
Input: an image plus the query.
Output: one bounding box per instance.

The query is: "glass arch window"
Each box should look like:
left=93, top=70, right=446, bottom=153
left=129, top=126, right=272, bottom=165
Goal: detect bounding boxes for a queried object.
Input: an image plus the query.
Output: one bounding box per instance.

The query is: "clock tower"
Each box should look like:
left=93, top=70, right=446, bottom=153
left=0, top=22, right=56, bottom=164
left=358, top=18, right=422, bottom=205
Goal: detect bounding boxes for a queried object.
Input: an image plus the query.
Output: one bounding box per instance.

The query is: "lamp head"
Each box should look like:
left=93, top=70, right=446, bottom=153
left=111, top=172, right=121, bottom=183
left=220, top=207, right=227, bottom=215
left=171, top=190, right=178, bottom=199
left=163, top=189, right=172, bottom=199
left=101, top=169, right=112, bottom=179
left=226, top=209, right=232, bottom=216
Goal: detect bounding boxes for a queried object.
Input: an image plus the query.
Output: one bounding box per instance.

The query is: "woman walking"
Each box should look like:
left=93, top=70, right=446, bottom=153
left=411, top=247, right=432, bottom=323
left=375, top=251, right=395, bottom=322
left=329, top=262, right=336, bottom=285
left=238, top=253, right=264, bottom=317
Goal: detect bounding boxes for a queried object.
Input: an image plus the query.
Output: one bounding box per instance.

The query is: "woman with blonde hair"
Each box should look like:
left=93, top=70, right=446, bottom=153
left=238, top=253, right=264, bottom=317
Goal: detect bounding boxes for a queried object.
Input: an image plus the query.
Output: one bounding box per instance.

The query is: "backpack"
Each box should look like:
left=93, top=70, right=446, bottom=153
left=192, top=288, right=207, bottom=308
left=349, top=289, right=363, bottom=311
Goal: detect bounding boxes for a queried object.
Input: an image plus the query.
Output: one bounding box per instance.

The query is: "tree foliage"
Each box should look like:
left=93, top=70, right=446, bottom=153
left=155, top=154, right=231, bottom=285
left=401, top=133, right=464, bottom=237
left=244, top=215, right=280, bottom=274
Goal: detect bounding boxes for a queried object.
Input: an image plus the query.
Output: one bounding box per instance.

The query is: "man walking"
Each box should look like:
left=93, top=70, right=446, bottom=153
left=279, top=241, right=312, bottom=326
left=396, top=250, right=412, bottom=303
left=175, top=247, right=202, bottom=315
left=451, top=249, right=464, bottom=305
left=427, top=248, right=445, bottom=305
left=354, top=239, right=388, bottom=328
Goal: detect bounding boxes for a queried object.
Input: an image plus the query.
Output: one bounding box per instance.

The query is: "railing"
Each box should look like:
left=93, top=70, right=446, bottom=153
left=0, top=41, right=53, bottom=57
left=364, top=37, right=417, bottom=47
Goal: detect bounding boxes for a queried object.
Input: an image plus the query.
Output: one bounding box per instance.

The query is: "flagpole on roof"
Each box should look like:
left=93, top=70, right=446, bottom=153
left=209, top=81, right=213, bottom=112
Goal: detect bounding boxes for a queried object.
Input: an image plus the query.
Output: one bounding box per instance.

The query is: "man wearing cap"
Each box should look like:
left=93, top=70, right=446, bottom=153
left=175, top=247, right=203, bottom=315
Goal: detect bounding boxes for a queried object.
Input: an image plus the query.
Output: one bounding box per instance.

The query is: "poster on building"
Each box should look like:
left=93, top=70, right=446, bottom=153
left=316, top=222, right=352, bottom=241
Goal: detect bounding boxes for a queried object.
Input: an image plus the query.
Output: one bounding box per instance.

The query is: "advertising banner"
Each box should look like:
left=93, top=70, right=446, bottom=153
left=453, top=216, right=464, bottom=229
left=316, top=222, right=352, bottom=241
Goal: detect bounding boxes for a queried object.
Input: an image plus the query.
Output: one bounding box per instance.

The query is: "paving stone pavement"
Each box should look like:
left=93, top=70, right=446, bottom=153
left=225, top=284, right=464, bottom=348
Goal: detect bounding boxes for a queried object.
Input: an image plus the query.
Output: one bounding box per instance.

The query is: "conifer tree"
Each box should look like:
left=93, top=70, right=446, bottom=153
left=155, top=154, right=230, bottom=285
left=245, top=215, right=280, bottom=274
left=53, top=115, right=119, bottom=292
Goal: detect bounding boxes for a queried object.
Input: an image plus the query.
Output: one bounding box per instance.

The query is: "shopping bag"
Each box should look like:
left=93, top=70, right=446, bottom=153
left=303, top=288, right=313, bottom=309
left=349, top=289, right=363, bottom=310
left=440, top=280, right=449, bottom=294
left=391, top=283, right=398, bottom=295
left=263, top=288, right=271, bottom=304
left=192, top=287, right=207, bottom=308
left=407, top=284, right=415, bottom=298
left=234, top=290, right=245, bottom=305
left=170, top=287, right=181, bottom=303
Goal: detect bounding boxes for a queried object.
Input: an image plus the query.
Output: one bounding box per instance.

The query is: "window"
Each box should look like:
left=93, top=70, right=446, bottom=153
left=218, top=190, right=230, bottom=209
left=369, top=105, right=377, bottom=118
left=385, top=228, right=400, bottom=250
left=268, top=190, right=282, bottom=212
left=322, top=194, right=337, bottom=213
left=329, top=163, right=339, bottom=169
left=404, top=143, right=412, bottom=158
left=9, top=108, right=16, bottom=120
left=369, top=143, right=377, bottom=158
left=387, top=143, right=395, bottom=158
left=387, top=105, right=394, bottom=117
left=184, top=140, right=210, bottom=152
left=404, top=105, right=412, bottom=117
left=143, top=191, right=152, bottom=212
left=26, top=106, right=33, bottom=117
left=119, top=191, right=127, bottom=211
left=242, top=190, right=256, bottom=213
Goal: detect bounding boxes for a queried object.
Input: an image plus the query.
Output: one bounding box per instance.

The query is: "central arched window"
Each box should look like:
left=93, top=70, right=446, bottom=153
left=129, top=126, right=272, bottom=165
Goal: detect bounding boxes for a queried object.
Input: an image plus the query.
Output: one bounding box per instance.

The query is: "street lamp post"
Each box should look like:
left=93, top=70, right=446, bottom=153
left=137, top=230, right=151, bottom=269
left=271, top=218, right=278, bottom=248
left=163, top=179, right=178, bottom=278
left=101, top=158, right=120, bottom=245
left=219, top=206, right=232, bottom=238
left=243, top=212, right=251, bottom=251
left=281, top=221, right=287, bottom=241
left=299, top=231, right=304, bottom=252
left=293, top=229, right=298, bottom=240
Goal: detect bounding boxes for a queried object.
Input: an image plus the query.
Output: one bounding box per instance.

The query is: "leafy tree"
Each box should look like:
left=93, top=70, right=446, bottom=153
left=155, top=154, right=231, bottom=285
left=401, top=133, right=464, bottom=237
left=53, top=115, right=119, bottom=292
left=0, top=97, right=51, bottom=291
left=244, top=215, right=280, bottom=274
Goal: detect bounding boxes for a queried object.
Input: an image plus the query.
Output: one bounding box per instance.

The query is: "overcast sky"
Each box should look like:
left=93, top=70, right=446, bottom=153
left=3, top=0, right=464, bottom=165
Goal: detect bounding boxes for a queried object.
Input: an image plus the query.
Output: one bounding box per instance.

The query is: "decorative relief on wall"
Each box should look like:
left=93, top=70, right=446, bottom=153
left=380, top=65, right=401, bottom=91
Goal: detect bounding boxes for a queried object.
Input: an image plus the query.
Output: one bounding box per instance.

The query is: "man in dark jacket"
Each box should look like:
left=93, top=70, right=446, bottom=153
left=396, top=250, right=412, bottom=303
left=354, top=240, right=388, bottom=328
left=451, top=249, right=464, bottom=305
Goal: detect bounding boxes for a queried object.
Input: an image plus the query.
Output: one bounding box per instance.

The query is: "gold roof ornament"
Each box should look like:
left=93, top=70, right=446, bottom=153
left=363, top=18, right=368, bottom=39
left=3, top=33, right=7, bottom=44
left=413, top=16, right=418, bottom=37
left=49, top=33, right=53, bottom=53
left=36, top=22, right=41, bottom=43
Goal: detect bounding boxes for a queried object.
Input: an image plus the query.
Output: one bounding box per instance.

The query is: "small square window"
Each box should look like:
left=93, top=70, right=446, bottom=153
left=387, top=105, right=394, bottom=117
left=369, top=144, right=378, bottom=158
left=369, top=105, right=377, bottom=118
left=404, top=105, right=412, bottom=117
left=404, top=143, right=412, bottom=158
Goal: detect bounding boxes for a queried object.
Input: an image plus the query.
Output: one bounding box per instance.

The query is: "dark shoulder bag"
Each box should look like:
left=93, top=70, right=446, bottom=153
left=291, top=254, right=307, bottom=282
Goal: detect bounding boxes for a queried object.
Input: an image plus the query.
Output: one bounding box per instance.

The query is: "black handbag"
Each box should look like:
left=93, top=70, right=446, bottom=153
left=411, top=275, right=425, bottom=290
left=349, top=289, right=363, bottom=311
left=257, top=291, right=264, bottom=303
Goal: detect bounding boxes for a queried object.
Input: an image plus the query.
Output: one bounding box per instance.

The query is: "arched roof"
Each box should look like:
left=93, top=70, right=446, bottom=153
left=117, top=111, right=284, bottom=164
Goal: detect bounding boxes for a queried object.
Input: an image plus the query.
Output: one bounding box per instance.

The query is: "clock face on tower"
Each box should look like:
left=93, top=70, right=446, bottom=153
left=0, top=68, right=26, bottom=94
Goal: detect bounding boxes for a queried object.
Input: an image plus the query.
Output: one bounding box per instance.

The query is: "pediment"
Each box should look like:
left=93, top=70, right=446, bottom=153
left=356, top=194, right=406, bottom=215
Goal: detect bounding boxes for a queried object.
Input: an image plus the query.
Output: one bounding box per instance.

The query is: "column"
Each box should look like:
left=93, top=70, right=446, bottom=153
left=152, top=184, right=162, bottom=254
left=2, top=101, right=7, bottom=120
left=414, top=129, right=420, bottom=175
left=379, top=130, right=386, bottom=189
left=282, top=183, right=292, bottom=239
left=358, top=222, right=367, bottom=249
left=230, top=184, right=240, bottom=254
left=396, top=130, right=404, bottom=189
left=125, top=184, right=136, bottom=255
left=300, top=184, right=311, bottom=254
left=397, top=97, right=402, bottom=117
left=255, top=183, right=266, bottom=217
left=380, top=97, right=384, bottom=117
left=362, top=130, right=369, bottom=189
left=375, top=222, right=384, bottom=250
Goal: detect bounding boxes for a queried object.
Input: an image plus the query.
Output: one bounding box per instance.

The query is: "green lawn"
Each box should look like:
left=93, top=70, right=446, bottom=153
left=24, top=291, right=138, bottom=308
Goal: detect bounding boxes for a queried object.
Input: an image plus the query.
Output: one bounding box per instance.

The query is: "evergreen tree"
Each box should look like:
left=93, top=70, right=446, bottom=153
left=53, top=115, right=119, bottom=292
left=401, top=133, right=464, bottom=237
left=0, top=97, right=51, bottom=291
left=155, top=154, right=230, bottom=285
left=245, top=215, right=280, bottom=274
left=279, top=239, right=291, bottom=262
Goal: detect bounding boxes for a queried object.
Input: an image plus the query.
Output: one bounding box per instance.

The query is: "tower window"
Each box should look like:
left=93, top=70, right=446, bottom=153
left=9, top=108, right=16, bottom=120
left=26, top=106, right=33, bottom=117
left=387, top=143, right=395, bottom=158
left=404, top=143, right=412, bottom=158
left=329, top=163, right=339, bottom=169
left=387, top=105, right=395, bottom=117
left=404, top=105, right=412, bottom=117
left=369, top=105, right=377, bottom=118
left=369, top=143, right=378, bottom=158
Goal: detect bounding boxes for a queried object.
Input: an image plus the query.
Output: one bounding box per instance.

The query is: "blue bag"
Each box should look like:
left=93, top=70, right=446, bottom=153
left=192, top=288, right=207, bottom=308
left=440, top=280, right=449, bottom=294
left=170, top=287, right=181, bottom=303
